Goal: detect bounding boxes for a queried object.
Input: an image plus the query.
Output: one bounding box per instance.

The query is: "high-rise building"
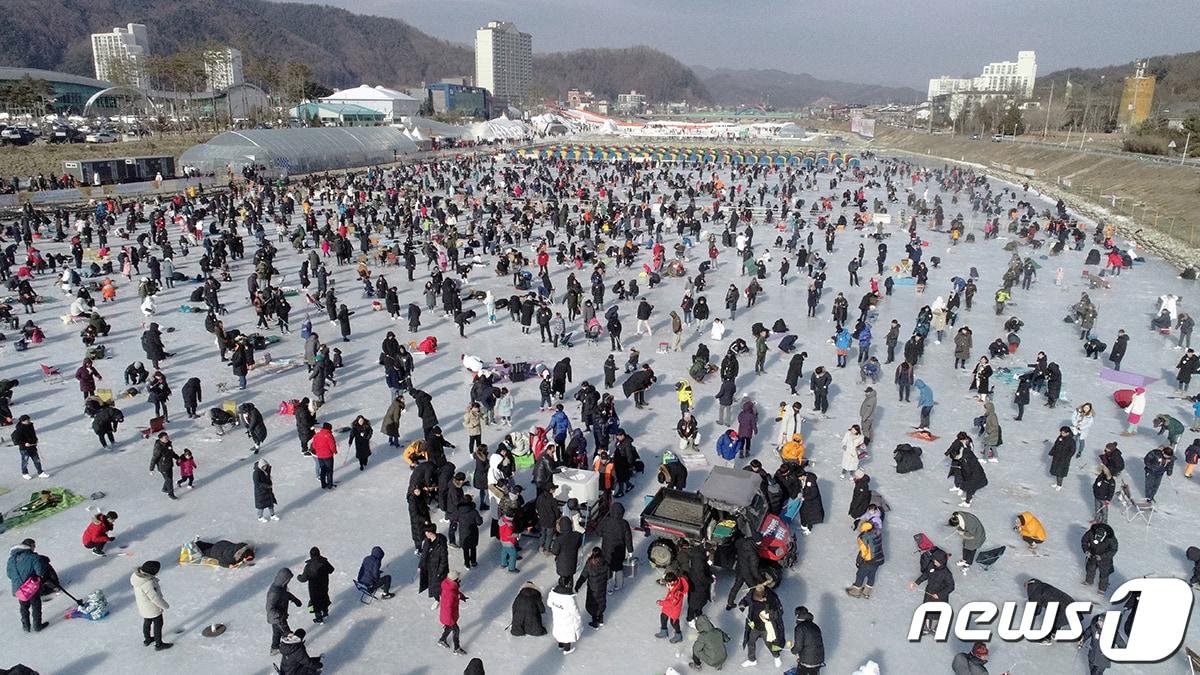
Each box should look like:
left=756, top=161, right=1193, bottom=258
left=91, top=23, right=151, bottom=88
left=475, top=20, right=532, bottom=104
left=204, top=47, right=244, bottom=92
left=974, top=51, right=1038, bottom=98
left=927, top=51, right=1037, bottom=101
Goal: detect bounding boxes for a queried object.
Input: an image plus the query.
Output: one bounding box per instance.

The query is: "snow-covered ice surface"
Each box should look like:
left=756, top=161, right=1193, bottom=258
left=1, top=155, right=1197, bottom=675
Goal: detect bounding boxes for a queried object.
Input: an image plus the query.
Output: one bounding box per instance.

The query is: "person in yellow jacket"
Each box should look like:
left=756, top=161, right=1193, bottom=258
left=676, top=378, right=694, bottom=413
left=403, top=439, right=427, bottom=467
left=780, top=433, right=806, bottom=464
left=1014, top=511, right=1046, bottom=551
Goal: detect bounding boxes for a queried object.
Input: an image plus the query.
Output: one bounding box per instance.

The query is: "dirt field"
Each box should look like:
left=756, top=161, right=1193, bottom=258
left=876, top=128, right=1200, bottom=247
left=0, top=133, right=211, bottom=183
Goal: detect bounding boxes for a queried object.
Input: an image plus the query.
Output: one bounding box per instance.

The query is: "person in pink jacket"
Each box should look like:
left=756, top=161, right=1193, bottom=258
left=437, top=570, right=468, bottom=655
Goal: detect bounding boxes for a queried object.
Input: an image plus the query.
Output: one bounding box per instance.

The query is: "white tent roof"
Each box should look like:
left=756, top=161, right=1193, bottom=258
left=324, top=84, right=418, bottom=102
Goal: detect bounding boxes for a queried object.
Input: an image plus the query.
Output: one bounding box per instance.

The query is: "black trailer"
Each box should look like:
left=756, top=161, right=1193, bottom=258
left=63, top=155, right=176, bottom=186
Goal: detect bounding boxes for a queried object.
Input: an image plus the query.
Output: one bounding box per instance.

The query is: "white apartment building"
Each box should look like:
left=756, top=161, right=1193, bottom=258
left=927, top=76, right=974, bottom=101
left=91, top=23, right=151, bottom=88
left=475, top=20, right=532, bottom=103
left=204, top=47, right=244, bottom=92
left=928, top=50, right=1037, bottom=100
left=974, top=51, right=1037, bottom=97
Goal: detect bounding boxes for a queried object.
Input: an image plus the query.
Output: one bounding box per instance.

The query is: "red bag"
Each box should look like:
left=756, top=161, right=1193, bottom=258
left=15, top=576, right=41, bottom=602
left=278, top=400, right=296, bottom=416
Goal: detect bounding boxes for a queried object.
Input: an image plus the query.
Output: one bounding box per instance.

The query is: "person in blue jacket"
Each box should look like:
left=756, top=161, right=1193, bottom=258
left=549, top=405, right=571, bottom=447
left=716, top=430, right=742, bottom=465
left=915, top=379, right=935, bottom=431
left=6, top=538, right=48, bottom=633
left=356, top=546, right=395, bottom=599
left=834, top=327, right=852, bottom=368
left=857, top=322, right=873, bottom=364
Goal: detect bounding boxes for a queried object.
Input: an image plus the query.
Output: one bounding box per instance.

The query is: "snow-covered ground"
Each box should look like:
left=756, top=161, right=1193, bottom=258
left=1, top=155, right=1196, bottom=675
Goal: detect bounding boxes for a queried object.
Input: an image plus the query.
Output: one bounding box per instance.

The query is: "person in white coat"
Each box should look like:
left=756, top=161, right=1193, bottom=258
left=484, top=291, right=497, bottom=324
left=840, top=425, right=865, bottom=478
left=710, top=318, right=727, bottom=342
left=130, top=560, right=172, bottom=650
left=1071, top=402, right=1095, bottom=458
left=546, top=582, right=582, bottom=654
left=773, top=401, right=805, bottom=450
left=1121, top=387, right=1147, bottom=435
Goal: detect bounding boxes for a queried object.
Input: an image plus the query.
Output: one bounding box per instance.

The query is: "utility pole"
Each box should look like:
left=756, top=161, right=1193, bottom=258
left=1042, top=80, right=1053, bottom=140
left=1181, top=132, right=1192, bottom=166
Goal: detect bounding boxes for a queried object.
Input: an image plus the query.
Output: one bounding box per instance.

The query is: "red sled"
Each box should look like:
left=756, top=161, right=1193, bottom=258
left=1113, top=389, right=1134, bottom=408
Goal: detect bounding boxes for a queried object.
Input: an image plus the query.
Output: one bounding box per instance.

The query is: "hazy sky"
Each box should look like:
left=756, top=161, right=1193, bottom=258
left=304, top=0, right=1198, bottom=87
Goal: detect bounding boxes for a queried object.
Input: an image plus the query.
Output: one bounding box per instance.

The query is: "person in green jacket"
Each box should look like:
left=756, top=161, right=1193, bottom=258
left=691, top=614, right=729, bottom=669
left=1152, top=414, right=1185, bottom=448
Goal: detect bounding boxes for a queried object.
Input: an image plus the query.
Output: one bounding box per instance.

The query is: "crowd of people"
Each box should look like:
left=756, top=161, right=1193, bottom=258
left=3, top=144, right=1199, bottom=675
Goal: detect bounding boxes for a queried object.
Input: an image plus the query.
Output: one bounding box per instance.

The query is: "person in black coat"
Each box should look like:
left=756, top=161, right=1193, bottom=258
left=1081, top=523, right=1118, bottom=592
left=149, top=432, right=180, bottom=499
left=146, top=371, right=172, bottom=421
left=266, top=568, right=302, bottom=654
left=181, top=377, right=202, bottom=418
left=958, top=447, right=989, bottom=506
left=550, top=516, right=583, bottom=588
left=847, top=472, right=871, bottom=520
left=1025, top=578, right=1077, bottom=635
left=294, top=398, right=315, bottom=456
left=535, top=490, right=558, bottom=553
left=239, top=402, right=267, bottom=454
left=253, top=459, right=277, bottom=520
left=725, top=536, right=765, bottom=610
left=686, top=545, right=714, bottom=622
left=784, top=352, right=807, bottom=395
left=297, top=546, right=335, bottom=622
left=471, top=446, right=490, bottom=511
left=1108, top=330, right=1128, bottom=371
left=336, top=304, right=352, bottom=342
left=598, top=502, right=633, bottom=593
left=141, top=322, right=167, bottom=369
left=1044, top=362, right=1063, bottom=407
left=574, top=547, right=610, bottom=627
left=407, top=303, right=421, bottom=333
left=910, top=547, right=955, bottom=635
left=551, top=358, right=572, bottom=400
left=408, top=486, right=432, bottom=553
left=457, top=496, right=483, bottom=568
left=418, top=526, right=449, bottom=601
left=797, top=470, right=825, bottom=534
left=348, top=415, right=373, bottom=470
left=509, top=582, right=547, bottom=637
left=278, top=629, right=322, bottom=675
left=412, top=389, right=439, bottom=433
left=790, top=605, right=826, bottom=674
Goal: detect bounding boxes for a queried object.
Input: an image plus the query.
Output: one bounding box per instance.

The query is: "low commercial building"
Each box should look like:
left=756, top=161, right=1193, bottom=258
left=319, top=84, right=420, bottom=122
left=291, top=102, right=386, bottom=127
left=426, top=82, right=491, bottom=119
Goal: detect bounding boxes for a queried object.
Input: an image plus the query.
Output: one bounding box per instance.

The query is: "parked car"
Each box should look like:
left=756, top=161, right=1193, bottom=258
left=1, top=127, right=38, bottom=146
left=85, top=129, right=119, bottom=143
left=991, top=134, right=1005, bottom=142
left=48, top=126, right=85, bottom=143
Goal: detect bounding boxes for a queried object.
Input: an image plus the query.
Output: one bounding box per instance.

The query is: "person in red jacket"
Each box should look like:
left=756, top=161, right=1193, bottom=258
left=655, top=571, right=690, bottom=643
left=498, top=515, right=519, bottom=572
left=310, top=423, right=338, bottom=490
left=437, top=570, right=468, bottom=655
left=82, top=511, right=119, bottom=556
